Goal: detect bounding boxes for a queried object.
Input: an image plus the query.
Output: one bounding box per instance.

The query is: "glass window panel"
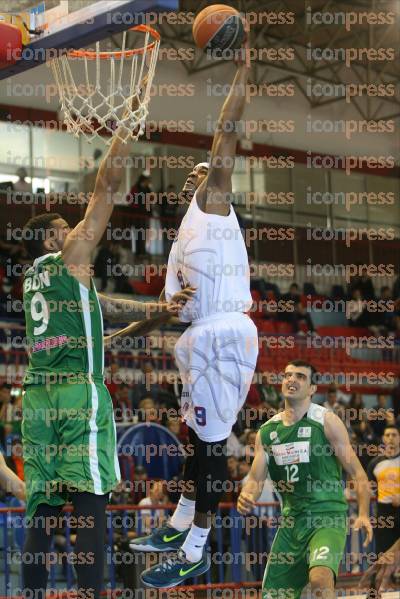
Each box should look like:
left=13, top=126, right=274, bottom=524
left=266, top=169, right=291, bottom=193
left=32, top=177, right=50, bottom=193
left=48, top=177, right=77, bottom=193
left=232, top=173, right=251, bottom=192
left=0, top=122, right=30, bottom=174
left=235, top=156, right=249, bottom=171
left=292, top=163, right=328, bottom=215
left=258, top=207, right=293, bottom=225
left=32, top=128, right=79, bottom=173
left=365, top=175, right=400, bottom=224
left=333, top=217, right=369, bottom=229
left=254, top=172, right=266, bottom=193
left=80, top=137, right=107, bottom=167
left=265, top=169, right=292, bottom=213
left=295, top=213, right=327, bottom=227
left=0, top=175, right=18, bottom=184
left=330, top=171, right=367, bottom=220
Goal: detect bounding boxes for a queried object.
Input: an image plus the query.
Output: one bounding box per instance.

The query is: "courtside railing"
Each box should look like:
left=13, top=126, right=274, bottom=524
left=0, top=501, right=375, bottom=595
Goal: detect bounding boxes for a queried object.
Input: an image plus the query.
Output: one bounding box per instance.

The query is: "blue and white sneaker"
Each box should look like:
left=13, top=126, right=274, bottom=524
left=141, top=548, right=210, bottom=588
left=129, top=525, right=189, bottom=552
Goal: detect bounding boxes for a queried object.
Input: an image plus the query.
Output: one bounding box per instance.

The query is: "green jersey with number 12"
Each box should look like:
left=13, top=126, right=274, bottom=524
left=259, top=403, right=348, bottom=516
left=23, top=252, right=104, bottom=385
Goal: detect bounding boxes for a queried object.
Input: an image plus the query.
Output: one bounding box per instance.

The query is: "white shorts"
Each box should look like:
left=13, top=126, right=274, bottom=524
left=174, top=312, right=259, bottom=442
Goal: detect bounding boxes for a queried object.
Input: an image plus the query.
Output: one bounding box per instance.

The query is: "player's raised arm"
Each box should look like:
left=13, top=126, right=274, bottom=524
left=324, top=412, right=373, bottom=547
left=62, top=94, right=143, bottom=266
left=237, top=431, right=268, bottom=514
left=198, top=43, right=250, bottom=213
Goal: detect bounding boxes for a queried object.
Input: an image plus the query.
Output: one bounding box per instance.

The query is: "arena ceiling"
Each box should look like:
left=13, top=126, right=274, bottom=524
left=170, top=0, right=400, bottom=120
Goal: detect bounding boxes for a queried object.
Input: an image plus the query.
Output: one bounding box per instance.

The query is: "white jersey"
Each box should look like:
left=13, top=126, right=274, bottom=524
left=165, top=192, right=252, bottom=322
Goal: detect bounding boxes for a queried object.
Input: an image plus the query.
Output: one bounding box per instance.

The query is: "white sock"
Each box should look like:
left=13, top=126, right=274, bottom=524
left=169, top=496, right=196, bottom=532
left=181, top=523, right=210, bottom=563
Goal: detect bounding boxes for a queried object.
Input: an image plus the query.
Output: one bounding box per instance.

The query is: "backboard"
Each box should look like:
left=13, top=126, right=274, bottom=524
left=0, top=0, right=178, bottom=80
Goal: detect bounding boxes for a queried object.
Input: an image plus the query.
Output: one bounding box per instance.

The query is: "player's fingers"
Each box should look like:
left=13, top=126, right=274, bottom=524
left=375, top=566, right=392, bottom=591
left=239, top=494, right=254, bottom=511
left=358, top=574, right=370, bottom=588
left=240, top=497, right=252, bottom=507
left=237, top=500, right=250, bottom=515
left=362, top=525, right=373, bottom=547
left=167, top=303, right=180, bottom=314
left=172, top=290, right=195, bottom=302
left=359, top=564, right=376, bottom=587
left=236, top=502, right=245, bottom=514
left=366, top=526, right=373, bottom=546
left=176, top=292, right=194, bottom=301
left=382, top=571, right=396, bottom=591
left=183, top=290, right=196, bottom=297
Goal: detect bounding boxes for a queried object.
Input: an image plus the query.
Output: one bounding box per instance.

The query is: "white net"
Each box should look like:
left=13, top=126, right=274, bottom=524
left=50, top=25, right=160, bottom=144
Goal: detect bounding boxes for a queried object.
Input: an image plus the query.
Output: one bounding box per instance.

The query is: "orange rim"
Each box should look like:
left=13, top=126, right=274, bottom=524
left=68, top=24, right=160, bottom=59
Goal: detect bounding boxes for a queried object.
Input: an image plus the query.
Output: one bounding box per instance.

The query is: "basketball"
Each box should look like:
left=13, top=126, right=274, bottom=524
left=192, top=4, right=245, bottom=52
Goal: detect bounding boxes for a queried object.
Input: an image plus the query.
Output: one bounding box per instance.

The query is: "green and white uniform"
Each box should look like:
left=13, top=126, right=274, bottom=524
left=260, top=404, right=348, bottom=599
left=22, top=252, right=120, bottom=521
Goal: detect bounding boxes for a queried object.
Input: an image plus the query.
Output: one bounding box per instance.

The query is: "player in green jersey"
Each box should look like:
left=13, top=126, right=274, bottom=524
left=20, top=90, right=195, bottom=599
left=238, top=359, right=373, bottom=599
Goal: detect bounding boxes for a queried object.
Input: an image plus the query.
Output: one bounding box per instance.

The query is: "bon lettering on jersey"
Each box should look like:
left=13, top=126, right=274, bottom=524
left=23, top=252, right=104, bottom=385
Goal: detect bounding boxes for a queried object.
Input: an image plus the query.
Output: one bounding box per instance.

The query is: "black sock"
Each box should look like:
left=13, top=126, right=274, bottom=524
left=22, top=503, right=62, bottom=599
left=70, top=492, right=109, bottom=599
left=22, top=493, right=109, bottom=599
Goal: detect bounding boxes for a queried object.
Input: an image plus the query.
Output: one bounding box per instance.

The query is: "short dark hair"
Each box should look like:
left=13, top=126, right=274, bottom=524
left=383, top=425, right=399, bottom=436
left=286, top=359, right=318, bottom=384
left=22, top=213, right=62, bottom=259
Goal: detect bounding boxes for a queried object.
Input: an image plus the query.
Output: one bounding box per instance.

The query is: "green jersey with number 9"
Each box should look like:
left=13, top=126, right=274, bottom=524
left=259, top=403, right=347, bottom=516
left=23, top=252, right=104, bottom=385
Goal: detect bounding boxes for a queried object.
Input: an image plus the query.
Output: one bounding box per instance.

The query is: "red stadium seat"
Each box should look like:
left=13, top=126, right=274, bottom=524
left=275, top=322, right=294, bottom=334
left=316, top=326, right=370, bottom=337
left=130, top=280, right=150, bottom=295
left=258, top=320, right=276, bottom=333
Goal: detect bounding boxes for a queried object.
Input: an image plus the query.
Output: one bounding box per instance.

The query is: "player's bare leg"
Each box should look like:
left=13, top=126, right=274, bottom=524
left=309, top=567, right=335, bottom=599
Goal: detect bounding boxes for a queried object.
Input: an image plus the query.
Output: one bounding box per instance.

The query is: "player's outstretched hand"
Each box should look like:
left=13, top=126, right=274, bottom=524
left=237, top=490, right=256, bottom=515
left=353, top=514, right=373, bottom=547
left=167, top=286, right=197, bottom=314
left=359, top=538, right=400, bottom=591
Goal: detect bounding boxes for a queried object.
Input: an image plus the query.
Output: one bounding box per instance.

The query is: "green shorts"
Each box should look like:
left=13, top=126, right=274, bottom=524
left=22, top=380, right=121, bottom=521
left=262, top=512, right=347, bottom=599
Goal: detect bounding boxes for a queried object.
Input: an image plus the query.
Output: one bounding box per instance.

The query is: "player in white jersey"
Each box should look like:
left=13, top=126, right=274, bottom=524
left=130, top=44, right=259, bottom=588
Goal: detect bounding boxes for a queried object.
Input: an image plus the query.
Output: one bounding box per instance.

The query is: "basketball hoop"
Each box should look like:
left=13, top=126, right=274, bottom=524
left=50, top=25, right=160, bottom=144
